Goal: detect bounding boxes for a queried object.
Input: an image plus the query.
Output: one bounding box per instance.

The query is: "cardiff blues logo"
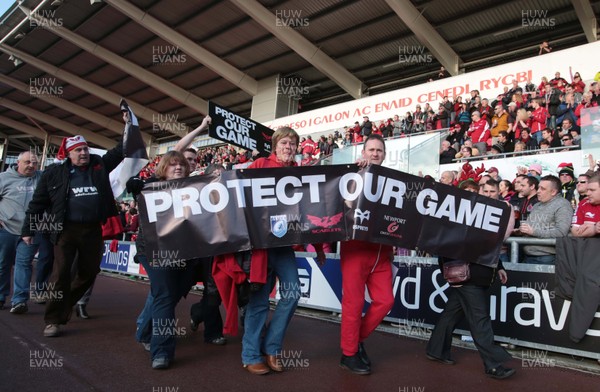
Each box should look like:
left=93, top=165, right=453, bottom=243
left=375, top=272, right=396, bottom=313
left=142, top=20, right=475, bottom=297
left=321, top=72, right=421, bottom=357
left=270, top=215, right=288, bottom=238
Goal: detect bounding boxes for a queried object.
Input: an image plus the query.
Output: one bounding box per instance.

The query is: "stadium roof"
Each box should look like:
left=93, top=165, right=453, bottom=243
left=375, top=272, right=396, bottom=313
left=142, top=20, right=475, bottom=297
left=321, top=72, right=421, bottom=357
left=0, top=0, right=598, bottom=155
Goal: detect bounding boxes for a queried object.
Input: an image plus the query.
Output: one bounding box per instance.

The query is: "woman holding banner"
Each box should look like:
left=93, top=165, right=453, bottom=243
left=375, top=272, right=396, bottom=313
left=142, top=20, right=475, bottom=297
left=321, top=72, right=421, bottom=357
left=134, top=151, right=206, bottom=370
left=241, top=127, right=326, bottom=375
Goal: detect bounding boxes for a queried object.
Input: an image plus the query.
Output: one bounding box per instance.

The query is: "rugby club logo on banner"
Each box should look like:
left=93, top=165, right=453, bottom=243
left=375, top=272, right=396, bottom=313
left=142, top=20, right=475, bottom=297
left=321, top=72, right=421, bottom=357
left=270, top=215, right=288, bottom=238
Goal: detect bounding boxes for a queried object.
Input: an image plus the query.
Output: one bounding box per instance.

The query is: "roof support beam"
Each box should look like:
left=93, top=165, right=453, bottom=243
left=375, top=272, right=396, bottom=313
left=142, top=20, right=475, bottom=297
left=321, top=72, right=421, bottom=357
left=104, top=0, right=259, bottom=96
left=384, top=0, right=462, bottom=75
left=0, top=74, right=123, bottom=136
left=229, top=0, right=365, bottom=99
left=19, top=5, right=208, bottom=115
left=0, top=114, right=47, bottom=140
left=0, top=98, right=117, bottom=149
left=571, top=0, right=597, bottom=42
left=0, top=44, right=189, bottom=138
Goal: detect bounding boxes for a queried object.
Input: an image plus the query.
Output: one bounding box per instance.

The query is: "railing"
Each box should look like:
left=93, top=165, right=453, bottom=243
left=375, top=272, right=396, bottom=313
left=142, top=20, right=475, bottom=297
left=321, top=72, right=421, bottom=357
left=504, top=236, right=556, bottom=264
left=452, top=144, right=580, bottom=162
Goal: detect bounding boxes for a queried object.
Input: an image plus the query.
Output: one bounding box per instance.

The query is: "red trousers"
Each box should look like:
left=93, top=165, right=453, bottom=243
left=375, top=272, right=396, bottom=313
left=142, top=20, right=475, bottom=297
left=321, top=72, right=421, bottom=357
left=340, top=240, right=394, bottom=356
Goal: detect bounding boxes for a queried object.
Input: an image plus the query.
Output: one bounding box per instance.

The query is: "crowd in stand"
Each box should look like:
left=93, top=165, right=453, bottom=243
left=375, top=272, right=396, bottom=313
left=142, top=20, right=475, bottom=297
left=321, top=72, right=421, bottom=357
left=438, top=156, right=600, bottom=265
left=439, top=69, right=599, bottom=163
left=133, top=68, right=599, bottom=179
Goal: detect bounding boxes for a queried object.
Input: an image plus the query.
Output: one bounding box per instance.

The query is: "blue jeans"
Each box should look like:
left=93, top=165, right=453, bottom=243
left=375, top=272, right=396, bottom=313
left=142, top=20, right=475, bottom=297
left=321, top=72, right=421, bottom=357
left=241, top=246, right=300, bottom=365
left=136, top=291, right=154, bottom=344
left=0, top=228, right=39, bottom=305
left=523, top=254, right=555, bottom=265
left=138, top=255, right=196, bottom=361
left=34, top=235, right=54, bottom=295
left=532, top=130, right=543, bottom=144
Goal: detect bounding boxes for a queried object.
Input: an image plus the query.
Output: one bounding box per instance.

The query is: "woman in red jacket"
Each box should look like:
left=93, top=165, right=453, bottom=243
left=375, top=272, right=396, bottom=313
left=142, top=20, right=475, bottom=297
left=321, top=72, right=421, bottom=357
left=241, top=127, right=325, bottom=375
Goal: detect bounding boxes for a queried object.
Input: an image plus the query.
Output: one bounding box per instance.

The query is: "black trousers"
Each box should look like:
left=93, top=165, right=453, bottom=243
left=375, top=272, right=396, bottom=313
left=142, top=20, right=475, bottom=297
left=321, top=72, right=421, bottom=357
left=426, top=285, right=511, bottom=370
left=189, top=257, right=224, bottom=341
left=44, top=223, right=102, bottom=324
left=190, top=294, right=223, bottom=341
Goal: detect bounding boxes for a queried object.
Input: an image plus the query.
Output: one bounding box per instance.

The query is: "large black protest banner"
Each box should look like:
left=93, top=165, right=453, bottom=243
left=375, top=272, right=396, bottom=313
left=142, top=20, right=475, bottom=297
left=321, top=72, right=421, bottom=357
left=208, top=102, right=274, bottom=156
left=138, top=164, right=511, bottom=265
left=137, top=173, right=252, bottom=263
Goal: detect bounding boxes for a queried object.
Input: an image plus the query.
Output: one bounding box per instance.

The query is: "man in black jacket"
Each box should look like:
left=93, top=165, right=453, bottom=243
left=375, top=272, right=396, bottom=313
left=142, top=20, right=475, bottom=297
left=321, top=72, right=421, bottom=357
left=426, top=181, right=516, bottom=380
left=22, top=135, right=124, bottom=337
left=360, top=116, right=372, bottom=137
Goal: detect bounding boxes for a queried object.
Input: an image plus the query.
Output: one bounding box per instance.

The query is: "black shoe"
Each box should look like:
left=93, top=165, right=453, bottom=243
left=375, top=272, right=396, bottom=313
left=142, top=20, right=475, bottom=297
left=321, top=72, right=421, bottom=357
left=10, top=302, right=28, bottom=314
left=426, top=354, right=456, bottom=365
left=76, top=304, right=89, bottom=319
left=190, top=319, right=199, bottom=332
left=486, top=366, right=516, bottom=379
left=340, top=354, right=371, bottom=375
left=0, top=300, right=5, bottom=310
left=152, top=357, right=170, bottom=370
left=358, top=342, right=371, bottom=366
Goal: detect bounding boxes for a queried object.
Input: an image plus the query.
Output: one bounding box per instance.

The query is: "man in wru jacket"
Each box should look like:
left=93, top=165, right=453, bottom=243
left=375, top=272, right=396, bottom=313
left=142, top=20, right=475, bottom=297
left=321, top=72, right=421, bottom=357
left=22, top=135, right=123, bottom=337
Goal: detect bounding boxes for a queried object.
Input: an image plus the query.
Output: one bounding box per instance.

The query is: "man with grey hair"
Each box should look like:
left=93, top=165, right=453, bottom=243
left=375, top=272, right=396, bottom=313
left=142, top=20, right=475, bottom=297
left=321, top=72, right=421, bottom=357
left=439, top=141, right=457, bottom=164
left=0, top=151, right=43, bottom=313
left=439, top=170, right=455, bottom=185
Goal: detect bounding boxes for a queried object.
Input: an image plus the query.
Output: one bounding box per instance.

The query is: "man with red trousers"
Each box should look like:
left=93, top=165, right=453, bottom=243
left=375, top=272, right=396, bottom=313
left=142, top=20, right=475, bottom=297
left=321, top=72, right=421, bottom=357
left=339, top=134, right=395, bottom=375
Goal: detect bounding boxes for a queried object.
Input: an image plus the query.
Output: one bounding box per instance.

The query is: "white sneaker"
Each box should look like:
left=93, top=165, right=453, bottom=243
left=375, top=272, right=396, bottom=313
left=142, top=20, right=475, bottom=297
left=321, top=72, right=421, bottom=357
left=44, top=324, right=60, bottom=337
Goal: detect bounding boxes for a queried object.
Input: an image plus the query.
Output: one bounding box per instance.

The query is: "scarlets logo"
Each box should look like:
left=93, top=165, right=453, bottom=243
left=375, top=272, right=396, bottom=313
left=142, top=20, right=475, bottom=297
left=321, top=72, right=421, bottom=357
left=307, top=212, right=343, bottom=228
left=307, top=212, right=343, bottom=233
left=262, top=132, right=273, bottom=141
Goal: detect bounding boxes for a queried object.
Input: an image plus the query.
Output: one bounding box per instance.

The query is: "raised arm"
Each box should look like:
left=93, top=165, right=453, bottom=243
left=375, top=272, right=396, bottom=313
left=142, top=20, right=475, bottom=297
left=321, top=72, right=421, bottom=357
left=174, top=115, right=211, bottom=152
